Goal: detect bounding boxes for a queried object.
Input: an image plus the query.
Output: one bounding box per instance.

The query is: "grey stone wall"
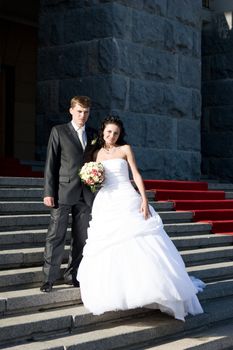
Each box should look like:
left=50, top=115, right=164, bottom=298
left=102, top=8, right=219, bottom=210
left=37, top=0, right=202, bottom=179
left=202, top=14, right=233, bottom=181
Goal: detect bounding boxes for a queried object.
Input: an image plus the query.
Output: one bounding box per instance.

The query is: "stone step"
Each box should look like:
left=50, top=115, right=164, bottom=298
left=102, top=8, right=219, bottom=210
left=199, top=278, right=233, bottom=302
left=0, top=305, right=153, bottom=347
left=2, top=295, right=233, bottom=350
left=0, top=265, right=65, bottom=290
left=208, top=182, right=233, bottom=191
left=173, top=233, right=233, bottom=250
left=149, top=201, right=174, bottom=211
left=0, top=214, right=50, bottom=230
left=158, top=211, right=193, bottom=223
left=187, top=261, right=233, bottom=282
left=146, top=321, right=233, bottom=350
left=225, top=192, right=233, bottom=199
left=0, top=278, right=232, bottom=318
left=180, top=245, right=233, bottom=266
left=0, top=188, right=43, bottom=200
left=0, top=177, right=43, bottom=188
left=0, top=201, right=48, bottom=214
left=0, top=229, right=68, bottom=249
left=0, top=246, right=70, bottom=269
left=0, top=285, right=81, bottom=316
left=165, top=222, right=212, bottom=236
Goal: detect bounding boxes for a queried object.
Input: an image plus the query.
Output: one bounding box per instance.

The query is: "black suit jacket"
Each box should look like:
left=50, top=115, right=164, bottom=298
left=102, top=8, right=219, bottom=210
left=44, top=122, right=96, bottom=206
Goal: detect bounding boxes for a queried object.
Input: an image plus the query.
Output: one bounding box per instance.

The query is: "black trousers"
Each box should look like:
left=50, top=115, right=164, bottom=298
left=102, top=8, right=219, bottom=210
left=42, top=200, right=91, bottom=283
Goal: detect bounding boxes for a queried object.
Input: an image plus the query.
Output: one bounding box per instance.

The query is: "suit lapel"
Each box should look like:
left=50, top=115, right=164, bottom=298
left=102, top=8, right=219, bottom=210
left=67, top=122, right=83, bottom=150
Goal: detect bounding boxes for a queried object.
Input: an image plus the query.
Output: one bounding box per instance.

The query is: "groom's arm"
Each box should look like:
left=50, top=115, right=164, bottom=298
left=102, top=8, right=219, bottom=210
left=43, top=126, right=61, bottom=201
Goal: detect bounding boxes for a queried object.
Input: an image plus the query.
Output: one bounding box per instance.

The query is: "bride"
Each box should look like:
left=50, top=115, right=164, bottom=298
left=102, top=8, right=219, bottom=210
left=77, top=116, right=205, bottom=321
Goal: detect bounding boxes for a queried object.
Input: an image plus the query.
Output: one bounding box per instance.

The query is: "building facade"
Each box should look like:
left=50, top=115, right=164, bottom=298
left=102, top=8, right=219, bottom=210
left=1, top=0, right=233, bottom=180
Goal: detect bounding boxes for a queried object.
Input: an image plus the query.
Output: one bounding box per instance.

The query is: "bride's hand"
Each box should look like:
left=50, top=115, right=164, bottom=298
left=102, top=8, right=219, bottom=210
left=140, top=200, right=150, bottom=220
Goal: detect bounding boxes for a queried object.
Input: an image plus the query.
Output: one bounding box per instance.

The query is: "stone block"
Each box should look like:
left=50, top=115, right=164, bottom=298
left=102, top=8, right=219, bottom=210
left=129, top=79, right=164, bottom=114
left=107, top=39, right=178, bottom=83
left=164, top=20, right=194, bottom=55
left=179, top=55, right=201, bottom=89
left=142, top=0, right=167, bottom=16
left=192, top=90, right=201, bottom=119
left=192, top=29, right=201, bottom=58
left=174, top=151, right=200, bottom=180
left=64, top=5, right=113, bottom=43
left=132, top=147, right=164, bottom=179
left=167, top=0, right=201, bottom=28
left=112, top=3, right=134, bottom=39
left=145, top=115, right=176, bottom=149
left=98, top=38, right=114, bottom=73
left=177, top=119, right=200, bottom=152
left=37, top=81, right=60, bottom=117
left=163, top=84, right=193, bottom=118
left=59, top=76, right=112, bottom=112
left=132, top=10, right=164, bottom=48
left=133, top=147, right=200, bottom=180
left=38, top=12, right=64, bottom=46
left=113, top=0, right=143, bottom=11
left=112, top=75, right=129, bottom=110
left=38, top=46, right=89, bottom=80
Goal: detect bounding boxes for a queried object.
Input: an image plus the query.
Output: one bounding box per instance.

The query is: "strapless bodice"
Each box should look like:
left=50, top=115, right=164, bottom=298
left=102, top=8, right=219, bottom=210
left=101, top=158, right=130, bottom=187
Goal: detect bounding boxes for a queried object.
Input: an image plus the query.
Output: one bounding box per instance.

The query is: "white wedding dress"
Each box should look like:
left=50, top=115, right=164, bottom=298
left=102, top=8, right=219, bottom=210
left=77, top=158, right=205, bottom=321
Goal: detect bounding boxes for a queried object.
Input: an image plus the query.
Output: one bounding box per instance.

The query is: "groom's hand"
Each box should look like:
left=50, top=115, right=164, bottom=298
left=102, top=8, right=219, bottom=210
left=44, top=196, right=55, bottom=207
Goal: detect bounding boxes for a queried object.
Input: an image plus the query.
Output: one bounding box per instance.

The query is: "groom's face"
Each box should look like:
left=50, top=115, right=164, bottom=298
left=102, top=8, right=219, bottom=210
left=70, top=103, right=90, bottom=128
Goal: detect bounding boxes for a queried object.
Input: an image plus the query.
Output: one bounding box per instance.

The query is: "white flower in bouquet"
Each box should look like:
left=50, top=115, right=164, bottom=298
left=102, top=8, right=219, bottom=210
left=79, top=162, right=105, bottom=193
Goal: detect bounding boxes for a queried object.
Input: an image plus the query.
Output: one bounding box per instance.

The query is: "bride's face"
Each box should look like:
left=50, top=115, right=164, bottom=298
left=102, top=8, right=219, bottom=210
left=103, top=123, right=120, bottom=147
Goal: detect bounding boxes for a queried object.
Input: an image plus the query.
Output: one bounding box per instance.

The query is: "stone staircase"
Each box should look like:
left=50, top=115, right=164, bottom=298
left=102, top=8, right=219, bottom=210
left=1, top=177, right=233, bottom=349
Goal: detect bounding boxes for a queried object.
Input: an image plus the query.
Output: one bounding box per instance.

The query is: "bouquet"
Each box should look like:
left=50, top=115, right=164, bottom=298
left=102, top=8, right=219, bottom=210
left=79, top=161, right=105, bottom=193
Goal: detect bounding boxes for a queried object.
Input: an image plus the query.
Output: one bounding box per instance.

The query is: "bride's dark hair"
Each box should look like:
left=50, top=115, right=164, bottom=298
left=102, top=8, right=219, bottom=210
left=84, top=115, right=127, bottom=162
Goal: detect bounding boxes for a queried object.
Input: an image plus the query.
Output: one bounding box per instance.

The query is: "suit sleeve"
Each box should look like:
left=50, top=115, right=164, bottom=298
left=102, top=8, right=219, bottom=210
left=43, top=127, right=61, bottom=198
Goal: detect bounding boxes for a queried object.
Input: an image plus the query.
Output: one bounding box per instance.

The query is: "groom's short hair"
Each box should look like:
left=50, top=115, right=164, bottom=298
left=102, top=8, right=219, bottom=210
left=70, top=96, right=92, bottom=108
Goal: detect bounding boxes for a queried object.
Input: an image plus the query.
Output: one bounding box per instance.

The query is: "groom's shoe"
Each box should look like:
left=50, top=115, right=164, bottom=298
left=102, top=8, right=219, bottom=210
left=72, top=278, right=80, bottom=288
left=40, top=282, right=53, bottom=293
left=64, top=275, right=79, bottom=288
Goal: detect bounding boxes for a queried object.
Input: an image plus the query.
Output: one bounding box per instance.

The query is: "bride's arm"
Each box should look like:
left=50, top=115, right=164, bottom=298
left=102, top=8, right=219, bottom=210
left=124, top=145, right=150, bottom=219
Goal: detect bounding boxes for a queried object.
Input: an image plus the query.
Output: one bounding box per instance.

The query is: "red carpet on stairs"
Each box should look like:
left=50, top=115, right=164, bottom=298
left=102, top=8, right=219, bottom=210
left=144, top=179, right=233, bottom=235
left=210, top=221, right=233, bottom=234
left=144, top=180, right=208, bottom=191
left=192, top=209, right=233, bottom=221
left=0, top=157, right=43, bottom=177
left=173, top=200, right=233, bottom=210
left=152, top=189, right=225, bottom=201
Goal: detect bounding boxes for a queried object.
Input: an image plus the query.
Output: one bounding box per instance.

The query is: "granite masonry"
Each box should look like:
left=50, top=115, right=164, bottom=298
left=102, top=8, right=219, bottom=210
left=202, top=12, right=233, bottom=181
left=37, top=0, right=202, bottom=179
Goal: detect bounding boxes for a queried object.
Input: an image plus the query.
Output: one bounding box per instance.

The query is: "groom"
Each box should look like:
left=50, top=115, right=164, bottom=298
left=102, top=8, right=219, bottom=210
left=40, top=96, right=95, bottom=292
